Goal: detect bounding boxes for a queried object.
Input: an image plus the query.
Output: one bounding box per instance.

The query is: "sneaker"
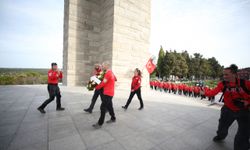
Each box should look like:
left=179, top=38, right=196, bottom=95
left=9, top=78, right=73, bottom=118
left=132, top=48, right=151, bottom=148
left=106, top=119, right=116, bottom=124
left=37, top=107, right=46, bottom=114
left=56, top=107, right=65, bottom=111
left=138, top=107, right=144, bottom=110
left=92, top=123, right=102, bottom=129
left=122, top=106, right=127, bottom=110
left=213, top=136, right=225, bottom=142
left=84, top=108, right=92, bottom=113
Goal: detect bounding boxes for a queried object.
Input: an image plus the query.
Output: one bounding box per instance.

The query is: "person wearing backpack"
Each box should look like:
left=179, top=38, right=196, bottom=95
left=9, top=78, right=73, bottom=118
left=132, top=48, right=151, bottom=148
left=201, top=64, right=250, bottom=150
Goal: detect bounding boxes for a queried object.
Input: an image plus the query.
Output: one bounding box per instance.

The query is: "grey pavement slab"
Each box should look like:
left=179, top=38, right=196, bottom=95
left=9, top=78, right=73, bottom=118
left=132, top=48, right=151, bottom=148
left=0, top=85, right=238, bottom=150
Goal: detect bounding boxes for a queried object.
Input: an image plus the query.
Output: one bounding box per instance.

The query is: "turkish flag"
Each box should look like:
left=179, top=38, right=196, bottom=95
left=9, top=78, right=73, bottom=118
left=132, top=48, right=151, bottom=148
left=146, top=58, right=156, bottom=74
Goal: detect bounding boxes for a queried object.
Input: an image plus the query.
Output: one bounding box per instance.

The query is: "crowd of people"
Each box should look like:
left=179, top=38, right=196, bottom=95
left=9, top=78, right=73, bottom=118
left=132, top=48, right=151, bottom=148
left=37, top=62, right=250, bottom=150
left=149, top=80, right=215, bottom=101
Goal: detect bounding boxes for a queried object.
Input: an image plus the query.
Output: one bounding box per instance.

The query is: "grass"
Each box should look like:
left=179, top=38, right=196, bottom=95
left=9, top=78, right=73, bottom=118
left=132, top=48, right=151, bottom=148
left=0, top=68, right=49, bottom=85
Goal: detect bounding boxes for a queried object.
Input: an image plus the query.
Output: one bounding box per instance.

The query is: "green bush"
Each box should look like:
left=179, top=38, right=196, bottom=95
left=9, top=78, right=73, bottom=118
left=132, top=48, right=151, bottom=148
left=0, top=75, right=15, bottom=85
left=0, top=70, right=48, bottom=85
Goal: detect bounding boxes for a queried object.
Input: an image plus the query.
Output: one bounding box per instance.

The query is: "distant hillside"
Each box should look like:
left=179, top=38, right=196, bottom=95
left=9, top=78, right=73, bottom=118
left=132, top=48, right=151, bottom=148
left=0, top=68, right=49, bottom=75
left=0, top=68, right=50, bottom=85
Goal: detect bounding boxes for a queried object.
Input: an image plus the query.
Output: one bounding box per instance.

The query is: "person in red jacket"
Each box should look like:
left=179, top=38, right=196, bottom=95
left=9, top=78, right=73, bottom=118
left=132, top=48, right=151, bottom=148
left=201, top=64, right=250, bottom=150
left=84, top=64, right=103, bottom=113
left=193, top=86, right=200, bottom=98
left=38, top=63, right=65, bottom=113
left=164, top=82, right=169, bottom=93
left=150, top=81, right=153, bottom=90
left=92, top=61, right=117, bottom=129
left=122, top=68, right=144, bottom=110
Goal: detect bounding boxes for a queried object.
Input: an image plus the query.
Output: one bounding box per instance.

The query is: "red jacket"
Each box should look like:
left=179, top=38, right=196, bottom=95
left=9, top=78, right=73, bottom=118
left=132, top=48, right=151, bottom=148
left=131, top=75, right=141, bottom=91
left=205, top=79, right=250, bottom=111
left=95, top=70, right=116, bottom=96
left=194, top=86, right=200, bottom=94
left=164, top=82, right=169, bottom=89
left=47, top=69, right=63, bottom=84
left=160, top=82, right=164, bottom=88
left=178, top=84, right=183, bottom=90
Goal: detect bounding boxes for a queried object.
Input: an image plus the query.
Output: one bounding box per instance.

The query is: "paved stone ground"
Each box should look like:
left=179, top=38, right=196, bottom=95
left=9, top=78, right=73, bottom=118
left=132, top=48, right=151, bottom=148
left=0, top=85, right=238, bottom=150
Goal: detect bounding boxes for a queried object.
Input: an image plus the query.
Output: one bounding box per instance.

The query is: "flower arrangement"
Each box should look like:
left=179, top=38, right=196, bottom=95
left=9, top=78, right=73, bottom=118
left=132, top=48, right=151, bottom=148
left=86, top=71, right=106, bottom=91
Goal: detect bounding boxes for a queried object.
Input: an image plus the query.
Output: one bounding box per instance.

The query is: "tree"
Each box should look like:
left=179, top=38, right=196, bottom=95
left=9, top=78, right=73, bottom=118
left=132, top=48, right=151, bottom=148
left=172, top=52, right=188, bottom=78
left=192, top=53, right=203, bottom=79
left=181, top=50, right=191, bottom=78
left=163, top=50, right=176, bottom=78
left=151, top=48, right=223, bottom=80
left=157, top=46, right=165, bottom=79
left=208, top=57, right=223, bottom=79
left=200, top=58, right=211, bottom=79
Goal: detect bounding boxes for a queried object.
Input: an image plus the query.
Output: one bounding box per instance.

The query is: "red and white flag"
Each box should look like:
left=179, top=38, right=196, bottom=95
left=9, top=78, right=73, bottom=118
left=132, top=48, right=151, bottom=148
left=146, top=57, right=156, bottom=74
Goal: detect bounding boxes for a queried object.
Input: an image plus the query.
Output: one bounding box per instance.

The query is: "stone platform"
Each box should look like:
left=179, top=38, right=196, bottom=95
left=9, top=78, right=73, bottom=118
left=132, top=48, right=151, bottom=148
left=0, top=85, right=237, bottom=150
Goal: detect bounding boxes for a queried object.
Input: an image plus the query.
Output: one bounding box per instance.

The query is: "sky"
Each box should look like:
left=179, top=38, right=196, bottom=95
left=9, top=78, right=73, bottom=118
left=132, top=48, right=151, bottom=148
left=0, top=0, right=64, bottom=68
left=150, top=0, right=250, bottom=68
left=0, top=0, right=249, bottom=69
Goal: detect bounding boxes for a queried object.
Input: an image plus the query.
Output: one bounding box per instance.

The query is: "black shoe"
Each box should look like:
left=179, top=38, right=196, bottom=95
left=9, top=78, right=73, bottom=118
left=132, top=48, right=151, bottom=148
left=106, top=119, right=116, bottom=124
left=213, top=136, right=225, bottom=142
left=92, top=123, right=102, bottom=129
left=56, top=107, right=65, bottom=111
left=37, top=107, right=46, bottom=114
left=122, top=106, right=127, bottom=110
left=138, top=107, right=144, bottom=110
left=84, top=108, right=92, bottom=113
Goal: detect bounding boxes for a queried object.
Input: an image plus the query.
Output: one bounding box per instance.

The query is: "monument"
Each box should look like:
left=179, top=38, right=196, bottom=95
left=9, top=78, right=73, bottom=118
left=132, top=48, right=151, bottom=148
left=63, top=0, right=151, bottom=89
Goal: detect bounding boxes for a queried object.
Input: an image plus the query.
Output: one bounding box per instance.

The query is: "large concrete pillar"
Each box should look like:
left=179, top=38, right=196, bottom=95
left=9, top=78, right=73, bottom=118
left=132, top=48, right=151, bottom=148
left=63, top=0, right=151, bottom=89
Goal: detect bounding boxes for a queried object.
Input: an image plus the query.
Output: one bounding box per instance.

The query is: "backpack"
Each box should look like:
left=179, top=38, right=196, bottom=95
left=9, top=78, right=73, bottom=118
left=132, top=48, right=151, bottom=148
left=219, top=79, right=250, bottom=102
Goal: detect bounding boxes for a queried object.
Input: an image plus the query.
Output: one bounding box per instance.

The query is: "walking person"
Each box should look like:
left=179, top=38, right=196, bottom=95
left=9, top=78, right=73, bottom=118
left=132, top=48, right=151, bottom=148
left=92, top=61, right=117, bottom=129
left=84, top=64, right=103, bottom=113
left=37, top=63, right=65, bottom=113
left=122, top=68, right=144, bottom=110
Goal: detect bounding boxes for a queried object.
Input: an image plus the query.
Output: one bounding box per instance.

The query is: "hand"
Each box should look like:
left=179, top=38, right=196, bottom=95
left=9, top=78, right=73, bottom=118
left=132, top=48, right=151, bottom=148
left=131, top=89, right=135, bottom=92
left=57, top=70, right=61, bottom=74
left=243, top=101, right=249, bottom=107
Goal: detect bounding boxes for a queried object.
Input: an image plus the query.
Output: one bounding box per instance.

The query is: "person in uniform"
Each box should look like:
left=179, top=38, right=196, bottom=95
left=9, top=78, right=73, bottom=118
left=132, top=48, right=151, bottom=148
left=122, top=68, right=144, bottom=110
left=37, top=63, right=65, bottom=113
left=201, top=64, right=250, bottom=150
left=92, top=61, right=117, bottom=129
left=84, top=64, right=103, bottom=113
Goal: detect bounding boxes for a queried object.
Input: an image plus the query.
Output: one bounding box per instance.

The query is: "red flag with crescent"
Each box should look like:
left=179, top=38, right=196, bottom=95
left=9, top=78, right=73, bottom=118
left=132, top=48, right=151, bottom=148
left=146, top=57, right=156, bottom=74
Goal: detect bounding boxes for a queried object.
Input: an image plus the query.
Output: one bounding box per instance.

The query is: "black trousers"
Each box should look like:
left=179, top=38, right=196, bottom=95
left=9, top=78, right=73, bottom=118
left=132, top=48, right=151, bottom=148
left=216, top=106, right=250, bottom=150
left=39, top=84, right=61, bottom=109
left=87, top=89, right=102, bottom=111
left=178, top=90, right=182, bottom=95
left=98, top=94, right=116, bottom=125
left=125, top=88, right=144, bottom=108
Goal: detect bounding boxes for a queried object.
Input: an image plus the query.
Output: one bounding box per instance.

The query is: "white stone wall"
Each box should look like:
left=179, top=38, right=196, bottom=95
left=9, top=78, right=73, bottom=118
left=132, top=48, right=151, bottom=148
left=112, top=0, right=151, bottom=90
left=63, top=0, right=151, bottom=89
left=63, top=0, right=105, bottom=86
